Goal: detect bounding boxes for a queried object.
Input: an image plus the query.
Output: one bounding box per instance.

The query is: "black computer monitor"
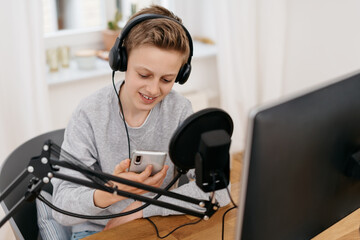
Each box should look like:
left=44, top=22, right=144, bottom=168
left=235, top=70, right=360, bottom=239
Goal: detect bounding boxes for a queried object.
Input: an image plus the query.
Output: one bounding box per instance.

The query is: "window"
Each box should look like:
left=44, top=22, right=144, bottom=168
left=120, top=0, right=168, bottom=21
left=42, top=0, right=106, bottom=34
left=42, top=0, right=169, bottom=50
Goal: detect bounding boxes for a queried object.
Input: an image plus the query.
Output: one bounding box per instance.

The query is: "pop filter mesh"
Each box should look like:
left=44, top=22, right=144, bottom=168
left=169, top=108, right=233, bottom=172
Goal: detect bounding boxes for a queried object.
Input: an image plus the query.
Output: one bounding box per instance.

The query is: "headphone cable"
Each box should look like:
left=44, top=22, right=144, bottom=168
left=111, top=71, right=205, bottom=237
left=112, top=70, right=131, bottom=159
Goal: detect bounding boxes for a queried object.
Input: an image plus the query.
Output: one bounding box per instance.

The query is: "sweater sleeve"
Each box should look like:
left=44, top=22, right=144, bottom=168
left=51, top=107, right=105, bottom=226
left=51, top=106, right=131, bottom=226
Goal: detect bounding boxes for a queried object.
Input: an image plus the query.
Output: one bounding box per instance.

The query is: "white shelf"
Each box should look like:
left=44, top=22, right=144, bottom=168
left=192, top=41, right=217, bottom=58
left=47, top=41, right=217, bottom=86
left=47, top=58, right=111, bottom=85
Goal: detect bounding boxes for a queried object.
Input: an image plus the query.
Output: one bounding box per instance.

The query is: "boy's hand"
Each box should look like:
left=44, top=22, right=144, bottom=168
left=94, top=159, right=168, bottom=208
left=112, top=158, right=169, bottom=195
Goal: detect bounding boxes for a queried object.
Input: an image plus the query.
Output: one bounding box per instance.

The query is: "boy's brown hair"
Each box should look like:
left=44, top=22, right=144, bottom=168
left=124, top=5, right=190, bottom=64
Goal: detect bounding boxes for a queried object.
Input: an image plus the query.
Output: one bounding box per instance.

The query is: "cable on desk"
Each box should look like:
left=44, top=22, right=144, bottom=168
left=143, top=172, right=217, bottom=238
left=221, top=205, right=237, bottom=240
left=145, top=172, right=238, bottom=240
left=221, top=172, right=238, bottom=240
left=145, top=216, right=202, bottom=239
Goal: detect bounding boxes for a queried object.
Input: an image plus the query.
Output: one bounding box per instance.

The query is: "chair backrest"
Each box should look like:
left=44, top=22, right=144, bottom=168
left=0, top=129, right=65, bottom=240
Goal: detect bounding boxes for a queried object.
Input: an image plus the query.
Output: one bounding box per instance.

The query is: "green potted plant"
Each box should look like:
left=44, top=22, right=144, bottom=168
left=102, top=10, right=122, bottom=51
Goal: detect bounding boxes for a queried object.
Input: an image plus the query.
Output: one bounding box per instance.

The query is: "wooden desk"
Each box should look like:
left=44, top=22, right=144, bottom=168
left=84, top=153, right=360, bottom=240
left=312, top=208, right=360, bottom=240
left=84, top=154, right=242, bottom=240
left=84, top=205, right=238, bottom=240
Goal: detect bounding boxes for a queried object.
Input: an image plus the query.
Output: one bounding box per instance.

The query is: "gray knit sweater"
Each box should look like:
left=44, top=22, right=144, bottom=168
left=52, top=82, right=230, bottom=233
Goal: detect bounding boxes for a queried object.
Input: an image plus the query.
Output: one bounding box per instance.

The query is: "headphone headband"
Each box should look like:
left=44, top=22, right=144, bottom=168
left=109, top=13, right=193, bottom=84
left=119, top=14, right=193, bottom=63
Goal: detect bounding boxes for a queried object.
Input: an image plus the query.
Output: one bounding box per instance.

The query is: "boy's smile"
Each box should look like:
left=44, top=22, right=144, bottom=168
left=139, top=92, right=157, bottom=104
left=120, top=45, right=184, bottom=125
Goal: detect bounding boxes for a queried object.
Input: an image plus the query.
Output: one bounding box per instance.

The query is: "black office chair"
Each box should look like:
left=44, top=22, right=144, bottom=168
left=0, top=129, right=65, bottom=240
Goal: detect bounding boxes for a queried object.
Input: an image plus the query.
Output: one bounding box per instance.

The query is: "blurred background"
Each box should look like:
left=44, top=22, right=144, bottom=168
left=1, top=0, right=360, bottom=238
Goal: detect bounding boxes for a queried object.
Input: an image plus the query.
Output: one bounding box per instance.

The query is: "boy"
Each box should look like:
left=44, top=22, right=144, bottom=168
left=52, top=5, right=229, bottom=239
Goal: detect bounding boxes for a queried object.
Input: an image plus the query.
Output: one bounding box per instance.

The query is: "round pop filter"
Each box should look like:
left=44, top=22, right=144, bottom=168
left=169, top=108, right=233, bottom=172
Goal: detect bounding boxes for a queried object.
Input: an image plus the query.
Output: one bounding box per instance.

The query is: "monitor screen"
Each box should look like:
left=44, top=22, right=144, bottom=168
left=235, top=71, right=360, bottom=239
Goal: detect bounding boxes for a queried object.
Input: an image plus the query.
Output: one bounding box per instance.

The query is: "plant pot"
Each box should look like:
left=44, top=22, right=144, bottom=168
left=102, top=29, right=121, bottom=51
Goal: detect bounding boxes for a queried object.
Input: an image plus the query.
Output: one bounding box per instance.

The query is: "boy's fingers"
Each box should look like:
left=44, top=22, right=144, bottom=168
left=161, top=165, right=169, bottom=174
left=115, top=159, right=130, bottom=174
left=138, top=165, right=152, bottom=180
left=156, top=165, right=169, bottom=179
left=147, top=165, right=169, bottom=185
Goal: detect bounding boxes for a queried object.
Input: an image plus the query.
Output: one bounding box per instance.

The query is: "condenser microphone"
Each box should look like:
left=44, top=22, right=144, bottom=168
left=195, top=129, right=231, bottom=192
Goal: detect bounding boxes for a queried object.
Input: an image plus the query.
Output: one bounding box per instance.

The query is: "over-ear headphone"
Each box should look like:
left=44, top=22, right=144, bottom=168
left=109, top=13, right=193, bottom=85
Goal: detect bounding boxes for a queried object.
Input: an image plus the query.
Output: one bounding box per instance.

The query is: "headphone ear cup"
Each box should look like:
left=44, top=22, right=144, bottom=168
left=109, top=45, right=121, bottom=71
left=119, top=46, right=128, bottom=72
left=176, top=63, right=191, bottom=85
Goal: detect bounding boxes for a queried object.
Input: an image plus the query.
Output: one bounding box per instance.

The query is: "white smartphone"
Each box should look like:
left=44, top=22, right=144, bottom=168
left=129, top=150, right=167, bottom=176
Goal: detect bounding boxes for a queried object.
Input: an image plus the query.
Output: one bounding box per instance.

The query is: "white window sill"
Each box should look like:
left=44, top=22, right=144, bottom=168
left=47, top=41, right=217, bottom=86
left=47, top=58, right=111, bottom=86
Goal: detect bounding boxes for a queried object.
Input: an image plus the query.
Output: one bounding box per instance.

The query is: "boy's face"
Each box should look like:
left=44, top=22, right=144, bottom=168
left=122, top=45, right=183, bottom=113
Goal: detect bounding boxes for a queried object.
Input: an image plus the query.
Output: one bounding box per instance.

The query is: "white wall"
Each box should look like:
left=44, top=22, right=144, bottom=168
left=48, top=74, right=112, bottom=129
left=283, top=0, right=360, bottom=95
left=171, top=0, right=217, bottom=42
left=214, top=0, right=360, bottom=152
left=255, top=0, right=360, bottom=104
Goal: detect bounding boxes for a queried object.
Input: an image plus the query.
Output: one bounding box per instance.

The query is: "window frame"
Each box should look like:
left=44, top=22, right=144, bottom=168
left=44, top=0, right=116, bottom=50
